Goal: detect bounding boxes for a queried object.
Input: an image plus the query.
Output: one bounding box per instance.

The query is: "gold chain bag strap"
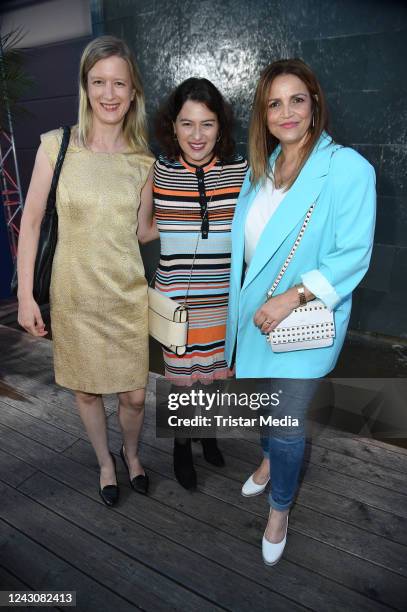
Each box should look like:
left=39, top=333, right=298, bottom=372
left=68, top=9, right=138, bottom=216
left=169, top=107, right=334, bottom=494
left=265, top=202, right=335, bottom=352
left=148, top=164, right=223, bottom=356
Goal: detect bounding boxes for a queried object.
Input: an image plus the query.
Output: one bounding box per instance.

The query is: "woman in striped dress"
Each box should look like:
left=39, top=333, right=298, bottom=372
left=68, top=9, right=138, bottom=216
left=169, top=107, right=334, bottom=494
left=153, top=78, right=247, bottom=489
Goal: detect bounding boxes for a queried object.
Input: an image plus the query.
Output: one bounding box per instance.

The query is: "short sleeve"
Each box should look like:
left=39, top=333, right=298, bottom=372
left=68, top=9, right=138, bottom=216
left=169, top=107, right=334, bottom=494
left=137, top=152, right=155, bottom=187
left=40, top=128, right=63, bottom=170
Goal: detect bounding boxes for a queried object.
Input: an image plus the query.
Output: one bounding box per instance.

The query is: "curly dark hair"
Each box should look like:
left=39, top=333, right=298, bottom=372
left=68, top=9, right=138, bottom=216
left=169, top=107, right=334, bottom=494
left=154, top=77, right=235, bottom=161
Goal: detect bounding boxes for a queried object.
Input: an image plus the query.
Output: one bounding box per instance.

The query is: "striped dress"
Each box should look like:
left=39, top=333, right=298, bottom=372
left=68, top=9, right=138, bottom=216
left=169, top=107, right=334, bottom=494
left=153, top=154, right=248, bottom=386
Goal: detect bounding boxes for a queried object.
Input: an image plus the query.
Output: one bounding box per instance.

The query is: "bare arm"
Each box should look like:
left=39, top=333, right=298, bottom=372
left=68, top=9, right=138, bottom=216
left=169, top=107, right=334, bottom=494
left=137, top=166, right=159, bottom=244
left=17, top=144, right=53, bottom=336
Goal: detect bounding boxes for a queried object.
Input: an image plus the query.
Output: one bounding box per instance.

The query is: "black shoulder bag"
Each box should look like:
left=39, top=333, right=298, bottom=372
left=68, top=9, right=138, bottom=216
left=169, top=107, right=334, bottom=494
left=11, top=125, right=71, bottom=305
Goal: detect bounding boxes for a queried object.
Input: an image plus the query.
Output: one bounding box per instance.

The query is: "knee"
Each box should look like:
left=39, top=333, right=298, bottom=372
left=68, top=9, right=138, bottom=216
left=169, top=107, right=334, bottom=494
left=75, top=391, right=101, bottom=406
left=119, top=390, right=145, bottom=412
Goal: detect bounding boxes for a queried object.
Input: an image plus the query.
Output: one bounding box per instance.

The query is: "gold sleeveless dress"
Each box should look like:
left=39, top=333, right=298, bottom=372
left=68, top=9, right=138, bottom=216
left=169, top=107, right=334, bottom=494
left=40, top=128, right=154, bottom=393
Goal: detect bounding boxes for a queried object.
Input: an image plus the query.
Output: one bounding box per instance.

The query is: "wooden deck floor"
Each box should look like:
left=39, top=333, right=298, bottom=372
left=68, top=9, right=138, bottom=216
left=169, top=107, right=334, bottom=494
left=0, top=324, right=406, bottom=611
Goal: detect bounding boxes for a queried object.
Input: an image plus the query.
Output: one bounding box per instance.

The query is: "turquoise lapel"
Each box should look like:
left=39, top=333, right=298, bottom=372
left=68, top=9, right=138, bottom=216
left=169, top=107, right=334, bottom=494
left=230, top=171, right=260, bottom=287
left=242, top=133, right=334, bottom=290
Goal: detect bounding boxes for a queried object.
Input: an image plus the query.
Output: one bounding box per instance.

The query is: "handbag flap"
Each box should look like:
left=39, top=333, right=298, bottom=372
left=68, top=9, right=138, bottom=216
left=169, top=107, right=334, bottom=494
left=275, top=299, right=334, bottom=329
left=271, top=299, right=335, bottom=345
left=148, top=288, right=188, bottom=323
left=267, top=299, right=335, bottom=350
left=148, top=307, right=188, bottom=347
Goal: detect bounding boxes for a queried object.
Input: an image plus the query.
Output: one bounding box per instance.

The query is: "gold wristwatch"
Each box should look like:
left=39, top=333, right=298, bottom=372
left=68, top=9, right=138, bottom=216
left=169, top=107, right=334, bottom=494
left=296, top=283, right=307, bottom=306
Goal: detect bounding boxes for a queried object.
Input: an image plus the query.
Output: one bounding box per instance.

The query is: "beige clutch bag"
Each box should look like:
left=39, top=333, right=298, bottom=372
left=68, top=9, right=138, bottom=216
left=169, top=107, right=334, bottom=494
left=148, top=288, right=188, bottom=356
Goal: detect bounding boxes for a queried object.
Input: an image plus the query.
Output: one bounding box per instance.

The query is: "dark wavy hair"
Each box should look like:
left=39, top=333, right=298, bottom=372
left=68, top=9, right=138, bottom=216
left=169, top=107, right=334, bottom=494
left=154, top=78, right=235, bottom=161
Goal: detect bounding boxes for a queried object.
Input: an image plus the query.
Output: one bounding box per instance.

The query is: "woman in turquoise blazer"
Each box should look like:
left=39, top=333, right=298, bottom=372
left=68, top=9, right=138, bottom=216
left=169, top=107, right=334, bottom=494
left=225, top=59, right=376, bottom=565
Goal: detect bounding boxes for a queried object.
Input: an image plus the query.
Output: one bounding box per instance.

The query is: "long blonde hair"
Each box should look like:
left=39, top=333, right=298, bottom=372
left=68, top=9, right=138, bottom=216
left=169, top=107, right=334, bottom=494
left=248, top=58, right=330, bottom=189
left=77, top=35, right=148, bottom=152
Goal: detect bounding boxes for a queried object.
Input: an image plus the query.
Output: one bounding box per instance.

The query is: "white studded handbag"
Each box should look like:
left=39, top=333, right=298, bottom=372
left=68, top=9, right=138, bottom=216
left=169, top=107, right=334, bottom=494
left=269, top=299, right=335, bottom=352
left=266, top=202, right=335, bottom=353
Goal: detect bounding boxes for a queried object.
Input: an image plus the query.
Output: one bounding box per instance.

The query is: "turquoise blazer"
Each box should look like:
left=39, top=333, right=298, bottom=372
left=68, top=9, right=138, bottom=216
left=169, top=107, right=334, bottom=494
left=225, top=133, right=376, bottom=379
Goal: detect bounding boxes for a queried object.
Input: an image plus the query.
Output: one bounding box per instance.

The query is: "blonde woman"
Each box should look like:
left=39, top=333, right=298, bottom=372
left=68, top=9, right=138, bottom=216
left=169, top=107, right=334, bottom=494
left=17, top=36, right=156, bottom=505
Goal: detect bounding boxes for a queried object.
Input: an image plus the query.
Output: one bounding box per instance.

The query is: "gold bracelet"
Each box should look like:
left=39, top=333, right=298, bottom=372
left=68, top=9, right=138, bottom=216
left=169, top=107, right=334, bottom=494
left=296, top=283, right=307, bottom=306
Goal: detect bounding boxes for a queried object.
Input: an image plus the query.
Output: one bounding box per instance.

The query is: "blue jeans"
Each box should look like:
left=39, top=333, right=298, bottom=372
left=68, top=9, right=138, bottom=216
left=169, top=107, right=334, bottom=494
left=259, top=378, right=320, bottom=511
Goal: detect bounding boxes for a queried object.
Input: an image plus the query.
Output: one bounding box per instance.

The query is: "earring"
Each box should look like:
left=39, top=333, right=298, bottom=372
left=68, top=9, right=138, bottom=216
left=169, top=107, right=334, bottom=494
left=311, top=114, right=315, bottom=129
left=173, top=133, right=178, bottom=141
left=216, top=134, right=221, bottom=143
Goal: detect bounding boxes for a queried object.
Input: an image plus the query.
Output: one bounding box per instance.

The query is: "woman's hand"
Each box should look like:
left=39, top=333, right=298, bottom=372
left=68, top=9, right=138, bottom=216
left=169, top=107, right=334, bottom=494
left=18, top=296, right=48, bottom=337
left=253, top=287, right=299, bottom=335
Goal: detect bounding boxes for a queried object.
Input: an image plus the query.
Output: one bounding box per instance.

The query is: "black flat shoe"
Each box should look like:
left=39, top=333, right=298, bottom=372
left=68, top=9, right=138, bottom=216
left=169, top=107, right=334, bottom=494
left=201, top=437, right=225, bottom=467
left=173, top=439, right=197, bottom=490
left=120, top=446, right=149, bottom=495
left=99, top=454, right=119, bottom=506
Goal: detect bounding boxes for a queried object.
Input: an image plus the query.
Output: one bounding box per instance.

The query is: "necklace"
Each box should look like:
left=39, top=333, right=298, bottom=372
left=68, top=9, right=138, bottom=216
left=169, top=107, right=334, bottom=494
left=183, top=162, right=223, bottom=299
left=195, top=162, right=223, bottom=238
left=274, top=154, right=298, bottom=189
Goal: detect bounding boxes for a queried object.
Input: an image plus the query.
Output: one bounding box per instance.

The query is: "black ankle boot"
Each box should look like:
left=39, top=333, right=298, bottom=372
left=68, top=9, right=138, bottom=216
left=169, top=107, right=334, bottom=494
left=173, top=439, right=197, bottom=490
left=201, top=437, right=225, bottom=467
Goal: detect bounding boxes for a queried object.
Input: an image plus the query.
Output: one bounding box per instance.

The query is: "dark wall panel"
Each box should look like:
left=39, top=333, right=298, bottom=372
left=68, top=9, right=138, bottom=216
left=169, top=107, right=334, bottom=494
left=13, top=36, right=91, bottom=196
left=5, top=2, right=406, bottom=337
left=1, top=36, right=90, bottom=297
left=94, top=0, right=407, bottom=338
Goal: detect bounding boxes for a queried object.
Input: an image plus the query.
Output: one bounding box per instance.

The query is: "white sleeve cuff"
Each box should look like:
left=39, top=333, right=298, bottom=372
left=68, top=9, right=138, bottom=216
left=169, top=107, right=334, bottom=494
left=301, top=269, right=340, bottom=311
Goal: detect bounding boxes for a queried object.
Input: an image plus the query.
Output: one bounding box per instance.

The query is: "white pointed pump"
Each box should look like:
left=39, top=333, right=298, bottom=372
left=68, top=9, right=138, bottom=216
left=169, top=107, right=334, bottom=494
left=241, top=473, right=270, bottom=497
left=262, top=515, right=289, bottom=566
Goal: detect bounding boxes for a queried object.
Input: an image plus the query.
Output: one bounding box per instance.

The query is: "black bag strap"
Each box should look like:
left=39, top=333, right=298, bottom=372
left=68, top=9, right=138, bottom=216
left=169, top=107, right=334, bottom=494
left=45, top=125, right=70, bottom=214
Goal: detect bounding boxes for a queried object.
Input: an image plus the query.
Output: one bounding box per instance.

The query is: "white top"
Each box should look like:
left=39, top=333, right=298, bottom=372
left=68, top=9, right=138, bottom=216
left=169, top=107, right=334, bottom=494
left=244, top=176, right=287, bottom=266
